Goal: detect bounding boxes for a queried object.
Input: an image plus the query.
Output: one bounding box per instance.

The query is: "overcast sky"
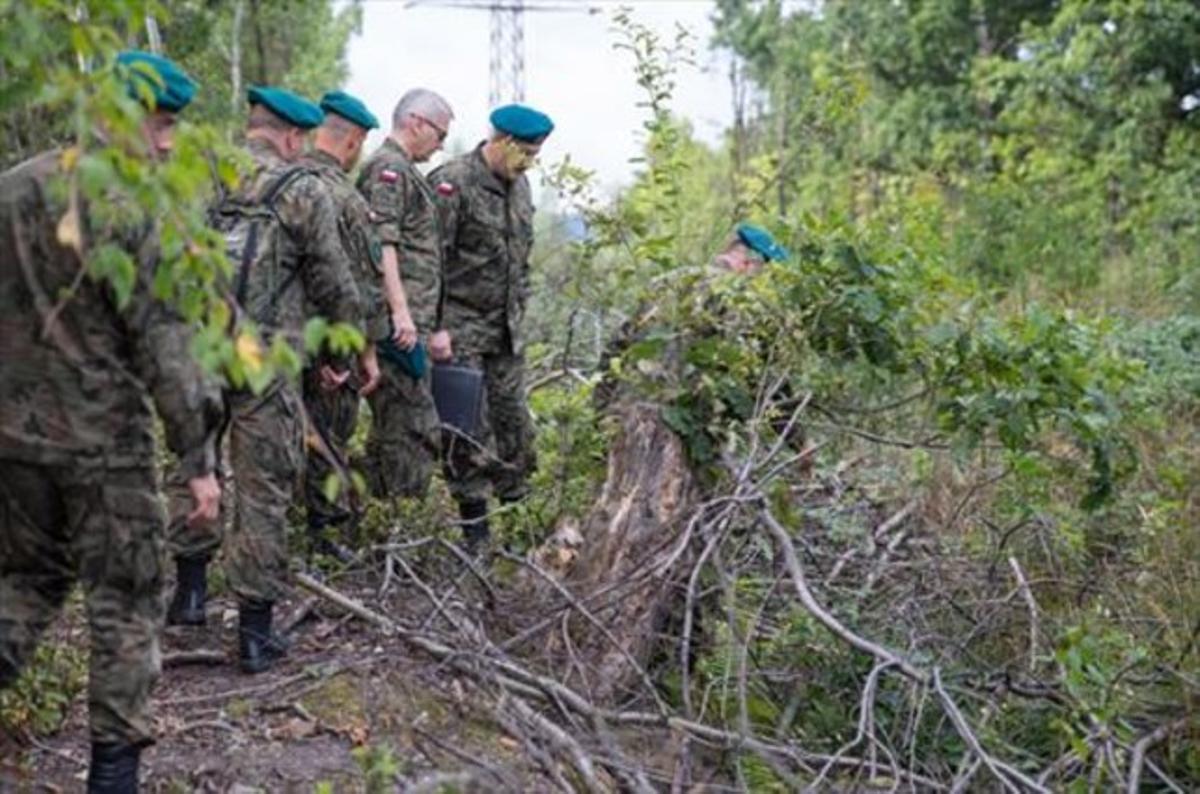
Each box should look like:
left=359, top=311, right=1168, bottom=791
left=342, top=0, right=738, bottom=193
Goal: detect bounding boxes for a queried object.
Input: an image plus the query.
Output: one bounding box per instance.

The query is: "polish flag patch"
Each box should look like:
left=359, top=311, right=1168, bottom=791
left=435, top=181, right=456, bottom=196
left=379, top=169, right=399, bottom=184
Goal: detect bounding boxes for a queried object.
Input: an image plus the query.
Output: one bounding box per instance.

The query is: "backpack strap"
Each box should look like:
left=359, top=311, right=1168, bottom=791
left=230, top=165, right=311, bottom=307
left=233, top=221, right=261, bottom=307
left=261, top=165, right=311, bottom=212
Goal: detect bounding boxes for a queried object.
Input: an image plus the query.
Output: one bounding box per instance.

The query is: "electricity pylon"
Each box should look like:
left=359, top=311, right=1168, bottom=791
left=406, top=1, right=600, bottom=106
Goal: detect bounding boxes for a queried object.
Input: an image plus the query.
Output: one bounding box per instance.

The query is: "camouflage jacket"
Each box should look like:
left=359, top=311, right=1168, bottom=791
left=357, top=138, right=444, bottom=336
left=594, top=264, right=754, bottom=410
left=212, top=138, right=361, bottom=357
left=429, top=144, right=534, bottom=355
left=300, top=148, right=388, bottom=342
left=0, top=150, right=222, bottom=479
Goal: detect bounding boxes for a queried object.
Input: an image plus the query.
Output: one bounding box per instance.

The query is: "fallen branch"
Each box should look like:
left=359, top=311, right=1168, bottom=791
left=932, top=668, right=1051, bottom=794
left=804, top=660, right=894, bottom=792
left=297, top=567, right=933, bottom=787
left=508, top=696, right=608, bottom=793
left=172, top=718, right=238, bottom=737
left=404, top=771, right=479, bottom=794
left=758, top=500, right=926, bottom=680
left=411, top=724, right=518, bottom=789
left=295, top=571, right=397, bottom=634
left=1127, top=717, right=1188, bottom=794
left=1007, top=556, right=1040, bottom=672
left=501, top=549, right=669, bottom=714
left=280, top=596, right=319, bottom=635
left=162, top=649, right=226, bottom=668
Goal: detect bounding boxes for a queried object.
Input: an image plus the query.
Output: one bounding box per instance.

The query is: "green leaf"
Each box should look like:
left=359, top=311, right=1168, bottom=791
left=88, top=244, right=136, bottom=308
left=304, top=317, right=330, bottom=354
left=322, top=472, right=341, bottom=504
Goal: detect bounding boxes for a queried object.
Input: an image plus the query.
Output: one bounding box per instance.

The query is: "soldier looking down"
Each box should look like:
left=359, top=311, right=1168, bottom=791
left=429, top=103, right=554, bottom=552
left=357, top=88, right=455, bottom=503
left=0, top=51, right=222, bottom=792
left=165, top=86, right=361, bottom=675
left=298, top=90, right=389, bottom=562
left=594, top=224, right=795, bottom=458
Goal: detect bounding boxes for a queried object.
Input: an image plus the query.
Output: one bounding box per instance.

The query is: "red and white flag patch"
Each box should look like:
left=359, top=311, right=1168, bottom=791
left=379, top=169, right=399, bottom=184
left=435, top=181, right=456, bottom=197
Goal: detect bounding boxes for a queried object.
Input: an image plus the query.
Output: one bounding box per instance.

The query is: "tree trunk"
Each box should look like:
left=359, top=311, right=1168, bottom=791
left=230, top=0, right=244, bottom=114
left=250, top=0, right=267, bottom=84
left=541, top=402, right=698, bottom=704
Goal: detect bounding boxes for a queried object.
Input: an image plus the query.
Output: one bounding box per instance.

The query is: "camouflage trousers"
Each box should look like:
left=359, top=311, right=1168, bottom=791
left=443, top=351, right=537, bottom=504
left=0, top=460, right=164, bottom=746
left=224, top=384, right=304, bottom=605
left=364, top=360, right=441, bottom=500
left=303, top=367, right=361, bottom=528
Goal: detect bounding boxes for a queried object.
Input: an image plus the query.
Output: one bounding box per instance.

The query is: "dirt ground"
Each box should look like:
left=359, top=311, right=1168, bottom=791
left=0, top=574, right=552, bottom=794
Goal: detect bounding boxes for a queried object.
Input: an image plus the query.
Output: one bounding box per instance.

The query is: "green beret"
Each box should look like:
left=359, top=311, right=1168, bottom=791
left=319, top=90, right=379, bottom=130
left=490, top=103, right=554, bottom=143
left=736, top=223, right=789, bottom=262
left=247, top=85, right=324, bottom=129
left=116, top=50, right=196, bottom=113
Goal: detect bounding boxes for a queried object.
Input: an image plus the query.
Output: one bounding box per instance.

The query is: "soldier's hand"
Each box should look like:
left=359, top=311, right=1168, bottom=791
left=391, top=310, right=418, bottom=352
left=185, top=473, right=221, bottom=528
left=358, top=344, right=381, bottom=396
left=429, top=329, right=453, bottom=362
left=319, top=364, right=351, bottom=391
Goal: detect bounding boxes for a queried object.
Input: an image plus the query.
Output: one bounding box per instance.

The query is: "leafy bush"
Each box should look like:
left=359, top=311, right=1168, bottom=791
left=0, top=640, right=87, bottom=739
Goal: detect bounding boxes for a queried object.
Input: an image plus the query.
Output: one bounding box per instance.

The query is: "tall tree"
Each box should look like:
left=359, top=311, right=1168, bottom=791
left=711, top=0, right=1200, bottom=300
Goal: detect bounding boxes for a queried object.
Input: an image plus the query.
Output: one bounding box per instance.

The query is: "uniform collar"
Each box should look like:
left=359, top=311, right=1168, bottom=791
left=381, top=136, right=415, bottom=167
left=246, top=136, right=288, bottom=167
left=471, top=142, right=510, bottom=196
left=304, top=147, right=343, bottom=171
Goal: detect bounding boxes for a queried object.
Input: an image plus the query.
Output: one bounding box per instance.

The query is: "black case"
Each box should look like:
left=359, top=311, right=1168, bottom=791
left=432, top=363, right=484, bottom=437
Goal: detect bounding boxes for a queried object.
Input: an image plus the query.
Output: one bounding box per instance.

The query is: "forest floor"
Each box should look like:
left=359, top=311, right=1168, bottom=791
left=0, top=561, right=569, bottom=793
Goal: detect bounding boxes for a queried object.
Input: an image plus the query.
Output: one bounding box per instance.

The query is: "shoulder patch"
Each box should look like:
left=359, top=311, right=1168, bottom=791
left=435, top=181, right=456, bottom=197
left=379, top=169, right=399, bottom=184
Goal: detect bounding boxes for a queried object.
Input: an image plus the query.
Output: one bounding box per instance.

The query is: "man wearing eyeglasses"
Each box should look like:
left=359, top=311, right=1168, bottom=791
left=428, top=103, right=554, bottom=552
left=357, top=89, right=456, bottom=502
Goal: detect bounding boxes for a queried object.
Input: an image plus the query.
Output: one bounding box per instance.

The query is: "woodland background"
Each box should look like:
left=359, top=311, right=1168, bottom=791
left=1, top=1, right=1196, bottom=791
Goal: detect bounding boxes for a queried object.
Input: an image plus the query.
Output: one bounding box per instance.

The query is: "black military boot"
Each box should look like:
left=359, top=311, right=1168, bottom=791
left=306, top=518, right=356, bottom=565
left=237, top=600, right=288, bottom=674
left=87, top=741, right=139, bottom=794
left=166, top=555, right=208, bottom=626
left=458, top=499, right=490, bottom=555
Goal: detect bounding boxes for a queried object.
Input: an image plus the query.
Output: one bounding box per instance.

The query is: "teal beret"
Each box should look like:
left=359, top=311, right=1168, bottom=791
left=736, top=223, right=789, bottom=262
left=116, top=50, right=196, bottom=113
left=319, top=90, right=379, bottom=130
left=490, top=103, right=554, bottom=143
left=247, top=85, right=324, bottom=129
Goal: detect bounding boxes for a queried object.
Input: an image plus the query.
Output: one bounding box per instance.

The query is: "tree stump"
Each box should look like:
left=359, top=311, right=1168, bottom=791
left=542, top=401, right=699, bottom=703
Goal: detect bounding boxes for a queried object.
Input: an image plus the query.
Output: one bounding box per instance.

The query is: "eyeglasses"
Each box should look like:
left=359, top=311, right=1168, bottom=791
left=414, top=114, right=448, bottom=143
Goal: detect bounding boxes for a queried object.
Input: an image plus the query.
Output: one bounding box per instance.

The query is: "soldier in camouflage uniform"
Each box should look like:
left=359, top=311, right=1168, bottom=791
left=0, top=52, right=222, bottom=792
left=596, top=223, right=791, bottom=408
left=357, top=88, right=456, bottom=502
left=297, top=90, right=388, bottom=562
left=167, top=86, right=361, bottom=675
left=429, top=104, right=553, bottom=549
